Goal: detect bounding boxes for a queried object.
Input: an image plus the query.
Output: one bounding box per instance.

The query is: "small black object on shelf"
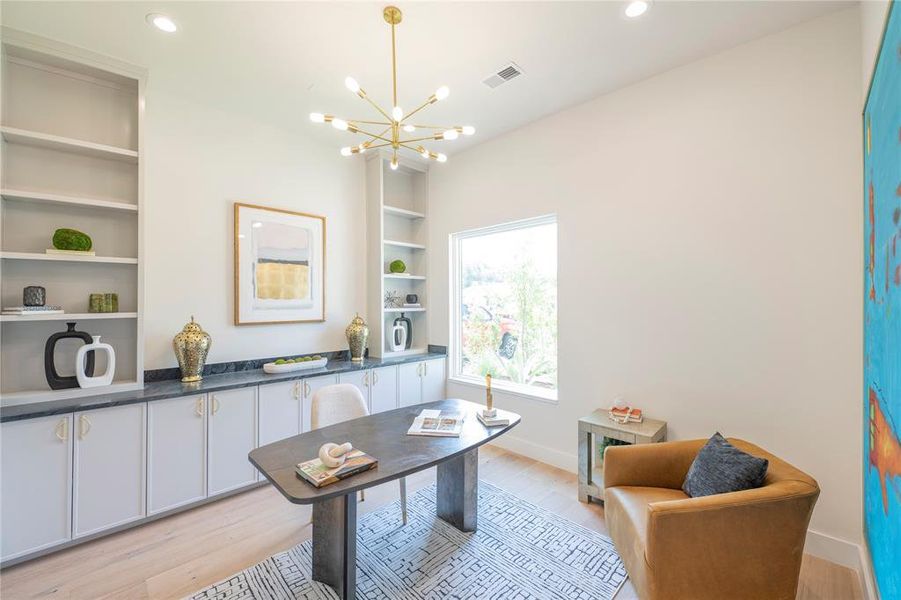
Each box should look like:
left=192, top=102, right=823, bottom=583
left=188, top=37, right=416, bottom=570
left=45, top=322, right=95, bottom=390
left=23, top=285, right=46, bottom=307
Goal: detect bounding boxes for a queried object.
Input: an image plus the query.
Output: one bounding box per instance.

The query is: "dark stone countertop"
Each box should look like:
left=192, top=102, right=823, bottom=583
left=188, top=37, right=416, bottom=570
left=0, top=352, right=447, bottom=423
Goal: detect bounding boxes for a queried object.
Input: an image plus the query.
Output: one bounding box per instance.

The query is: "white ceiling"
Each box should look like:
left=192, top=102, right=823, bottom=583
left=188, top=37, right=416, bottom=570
left=1, top=1, right=851, bottom=156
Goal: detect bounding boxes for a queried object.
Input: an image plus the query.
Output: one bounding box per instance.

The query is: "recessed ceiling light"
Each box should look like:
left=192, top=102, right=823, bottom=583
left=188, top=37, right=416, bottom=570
left=146, top=13, right=177, bottom=33
left=624, top=1, right=649, bottom=18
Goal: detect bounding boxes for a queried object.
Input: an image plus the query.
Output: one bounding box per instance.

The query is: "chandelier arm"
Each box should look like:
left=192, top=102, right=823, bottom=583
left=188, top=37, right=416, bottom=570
left=400, top=99, right=433, bottom=123
left=400, top=135, right=447, bottom=144
left=364, top=141, right=394, bottom=150
left=399, top=142, right=427, bottom=154
left=349, top=119, right=393, bottom=126
left=354, top=127, right=395, bottom=145
left=362, top=126, right=393, bottom=146
left=410, top=124, right=455, bottom=130
left=362, top=95, right=394, bottom=123
left=391, top=20, right=397, bottom=108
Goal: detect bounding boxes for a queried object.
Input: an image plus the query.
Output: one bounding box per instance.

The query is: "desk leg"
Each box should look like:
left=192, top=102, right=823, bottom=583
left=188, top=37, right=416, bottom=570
left=312, top=492, right=357, bottom=599
left=437, top=448, right=478, bottom=532
left=578, top=421, right=591, bottom=502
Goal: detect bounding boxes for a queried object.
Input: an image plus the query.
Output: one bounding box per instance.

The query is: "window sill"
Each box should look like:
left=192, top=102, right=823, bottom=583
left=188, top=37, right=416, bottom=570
left=448, top=375, right=558, bottom=405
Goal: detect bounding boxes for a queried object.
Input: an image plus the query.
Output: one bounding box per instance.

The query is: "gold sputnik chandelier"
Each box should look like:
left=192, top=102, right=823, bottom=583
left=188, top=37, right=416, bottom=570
left=309, top=5, right=474, bottom=169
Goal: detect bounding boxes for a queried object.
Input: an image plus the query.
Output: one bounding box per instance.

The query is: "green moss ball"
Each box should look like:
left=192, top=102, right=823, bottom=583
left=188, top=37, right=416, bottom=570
left=389, top=259, right=406, bottom=273
left=52, top=228, right=93, bottom=251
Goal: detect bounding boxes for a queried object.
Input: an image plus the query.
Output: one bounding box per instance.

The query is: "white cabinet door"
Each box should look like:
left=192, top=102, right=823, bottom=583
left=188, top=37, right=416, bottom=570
left=258, top=381, right=302, bottom=446
left=148, top=395, right=207, bottom=515
left=302, top=375, right=338, bottom=432
left=421, top=359, right=446, bottom=404
left=338, top=370, right=370, bottom=410
left=73, top=404, right=146, bottom=538
left=398, top=362, right=423, bottom=407
left=369, top=366, right=398, bottom=414
left=1, top=414, right=73, bottom=562
left=208, top=387, right=258, bottom=496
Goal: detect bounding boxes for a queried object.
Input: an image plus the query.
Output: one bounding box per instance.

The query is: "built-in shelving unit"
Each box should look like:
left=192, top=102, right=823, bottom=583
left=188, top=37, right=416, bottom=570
left=366, top=151, right=430, bottom=358
left=0, top=28, right=146, bottom=403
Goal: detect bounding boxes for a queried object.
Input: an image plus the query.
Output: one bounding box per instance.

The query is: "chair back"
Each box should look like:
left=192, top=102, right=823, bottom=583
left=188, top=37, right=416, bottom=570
left=311, top=383, right=368, bottom=429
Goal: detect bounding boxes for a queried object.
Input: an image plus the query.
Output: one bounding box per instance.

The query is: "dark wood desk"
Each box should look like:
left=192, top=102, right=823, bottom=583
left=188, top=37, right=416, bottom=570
left=249, top=398, right=520, bottom=599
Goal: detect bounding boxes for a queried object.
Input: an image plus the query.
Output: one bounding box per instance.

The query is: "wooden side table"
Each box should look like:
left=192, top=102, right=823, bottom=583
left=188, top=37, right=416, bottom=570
left=578, top=409, right=667, bottom=503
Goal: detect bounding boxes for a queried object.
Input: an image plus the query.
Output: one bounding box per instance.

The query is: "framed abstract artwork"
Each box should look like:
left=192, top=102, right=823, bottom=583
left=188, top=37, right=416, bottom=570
left=863, top=3, right=900, bottom=599
left=234, top=203, right=326, bottom=325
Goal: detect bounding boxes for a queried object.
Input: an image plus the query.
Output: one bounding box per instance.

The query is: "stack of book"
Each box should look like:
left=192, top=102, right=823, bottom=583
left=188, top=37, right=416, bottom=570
left=2, top=305, right=64, bottom=316
left=608, top=406, right=643, bottom=424
left=407, top=409, right=465, bottom=437
left=403, top=303, right=421, bottom=309
left=296, top=449, right=377, bottom=488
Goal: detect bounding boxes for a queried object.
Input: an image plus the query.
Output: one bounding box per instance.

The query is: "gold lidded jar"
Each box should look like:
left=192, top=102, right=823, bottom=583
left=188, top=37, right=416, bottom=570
left=345, top=313, right=369, bottom=362
left=173, top=316, right=212, bottom=382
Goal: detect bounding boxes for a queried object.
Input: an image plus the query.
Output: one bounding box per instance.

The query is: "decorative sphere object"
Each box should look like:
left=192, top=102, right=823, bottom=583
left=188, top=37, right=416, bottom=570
left=345, top=313, right=369, bottom=362
left=173, top=316, right=212, bottom=382
left=389, top=259, right=406, bottom=273
left=319, top=442, right=353, bottom=468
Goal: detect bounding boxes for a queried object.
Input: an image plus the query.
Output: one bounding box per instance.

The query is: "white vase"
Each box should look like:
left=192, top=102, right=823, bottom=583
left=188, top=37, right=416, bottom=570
left=387, top=323, right=407, bottom=352
left=76, top=335, right=116, bottom=388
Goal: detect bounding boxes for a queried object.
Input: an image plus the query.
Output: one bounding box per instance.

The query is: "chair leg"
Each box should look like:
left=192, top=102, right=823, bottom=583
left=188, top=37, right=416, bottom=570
left=399, top=477, right=408, bottom=525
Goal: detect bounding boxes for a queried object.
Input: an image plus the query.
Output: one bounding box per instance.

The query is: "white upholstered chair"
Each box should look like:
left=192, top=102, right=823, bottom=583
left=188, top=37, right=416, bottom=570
left=310, top=383, right=407, bottom=525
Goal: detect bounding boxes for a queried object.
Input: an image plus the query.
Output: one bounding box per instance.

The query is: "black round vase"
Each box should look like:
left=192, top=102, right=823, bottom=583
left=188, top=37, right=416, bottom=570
left=394, top=313, right=413, bottom=350
left=45, top=322, right=95, bottom=390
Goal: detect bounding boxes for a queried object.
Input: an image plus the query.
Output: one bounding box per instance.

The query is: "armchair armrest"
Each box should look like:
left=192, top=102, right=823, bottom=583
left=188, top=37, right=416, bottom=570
left=603, top=439, right=706, bottom=490
left=644, top=481, right=819, bottom=599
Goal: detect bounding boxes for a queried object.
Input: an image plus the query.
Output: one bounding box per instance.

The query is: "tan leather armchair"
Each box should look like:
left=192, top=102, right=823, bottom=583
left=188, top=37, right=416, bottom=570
left=603, top=438, right=819, bottom=600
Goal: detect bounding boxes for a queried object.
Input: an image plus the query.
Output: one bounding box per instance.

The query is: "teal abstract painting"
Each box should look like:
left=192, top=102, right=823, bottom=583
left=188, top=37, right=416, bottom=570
left=864, top=3, right=901, bottom=599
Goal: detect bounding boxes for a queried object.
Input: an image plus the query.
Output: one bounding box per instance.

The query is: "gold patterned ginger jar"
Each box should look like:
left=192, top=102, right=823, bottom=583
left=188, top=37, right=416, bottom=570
left=345, top=314, right=369, bottom=362
left=173, top=316, right=212, bottom=382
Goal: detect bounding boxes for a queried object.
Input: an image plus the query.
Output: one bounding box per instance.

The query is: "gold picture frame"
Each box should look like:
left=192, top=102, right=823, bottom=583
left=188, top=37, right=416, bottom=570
left=234, top=203, right=326, bottom=325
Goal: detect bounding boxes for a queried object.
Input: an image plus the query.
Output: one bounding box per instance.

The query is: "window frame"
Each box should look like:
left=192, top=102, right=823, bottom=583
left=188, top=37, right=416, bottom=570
left=448, top=214, right=559, bottom=404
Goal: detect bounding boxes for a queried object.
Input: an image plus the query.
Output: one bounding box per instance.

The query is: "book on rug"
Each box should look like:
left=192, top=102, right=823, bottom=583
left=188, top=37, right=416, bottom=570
left=407, top=409, right=465, bottom=437
left=295, top=449, right=377, bottom=488
left=477, top=411, right=510, bottom=427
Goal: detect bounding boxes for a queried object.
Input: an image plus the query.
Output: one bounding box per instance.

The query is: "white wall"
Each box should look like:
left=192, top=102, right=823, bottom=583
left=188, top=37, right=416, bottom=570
left=143, top=88, right=365, bottom=369
left=429, top=8, right=862, bottom=545
left=860, top=0, right=891, bottom=94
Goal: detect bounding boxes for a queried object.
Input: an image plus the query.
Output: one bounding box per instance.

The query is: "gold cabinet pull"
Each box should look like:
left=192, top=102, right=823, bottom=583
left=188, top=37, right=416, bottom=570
left=304, top=381, right=311, bottom=397
left=211, top=396, right=220, bottom=415
left=195, top=397, right=204, bottom=417
left=373, top=371, right=379, bottom=386
left=363, top=372, right=369, bottom=387
left=424, top=362, right=428, bottom=377
left=79, top=415, right=91, bottom=440
left=292, top=382, right=301, bottom=400
left=55, top=418, right=68, bottom=441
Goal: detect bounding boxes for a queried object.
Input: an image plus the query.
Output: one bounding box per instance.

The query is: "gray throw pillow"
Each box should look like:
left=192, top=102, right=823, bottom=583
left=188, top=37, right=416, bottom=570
left=682, top=433, right=768, bottom=498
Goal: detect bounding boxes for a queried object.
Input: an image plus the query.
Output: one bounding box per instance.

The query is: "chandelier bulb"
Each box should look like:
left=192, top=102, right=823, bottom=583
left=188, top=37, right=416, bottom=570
left=443, top=129, right=459, bottom=141
left=435, top=86, right=450, bottom=101
left=392, top=106, right=404, bottom=121
left=332, top=118, right=349, bottom=131
left=390, top=158, right=399, bottom=170
left=310, top=113, right=326, bottom=123
left=403, top=124, right=416, bottom=133
left=358, top=144, right=367, bottom=154
left=421, top=149, right=430, bottom=159
left=345, top=77, right=360, bottom=94
left=461, top=125, right=475, bottom=136
left=340, top=147, right=352, bottom=157
left=436, top=153, right=447, bottom=163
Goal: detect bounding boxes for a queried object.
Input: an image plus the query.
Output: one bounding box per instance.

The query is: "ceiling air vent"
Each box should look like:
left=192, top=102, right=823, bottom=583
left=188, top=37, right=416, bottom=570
left=482, top=62, right=523, bottom=89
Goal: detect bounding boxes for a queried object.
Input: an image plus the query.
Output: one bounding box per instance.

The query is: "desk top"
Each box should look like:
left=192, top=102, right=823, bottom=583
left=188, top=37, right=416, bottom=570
left=579, top=408, right=666, bottom=439
left=249, top=398, right=520, bottom=504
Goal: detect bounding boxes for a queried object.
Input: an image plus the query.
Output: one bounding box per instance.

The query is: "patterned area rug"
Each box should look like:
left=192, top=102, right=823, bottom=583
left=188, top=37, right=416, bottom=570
left=188, top=481, right=627, bottom=599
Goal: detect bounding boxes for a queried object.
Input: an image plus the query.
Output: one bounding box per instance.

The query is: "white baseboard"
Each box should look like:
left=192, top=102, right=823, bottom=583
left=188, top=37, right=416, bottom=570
left=487, top=433, right=577, bottom=473
left=488, top=438, right=875, bottom=598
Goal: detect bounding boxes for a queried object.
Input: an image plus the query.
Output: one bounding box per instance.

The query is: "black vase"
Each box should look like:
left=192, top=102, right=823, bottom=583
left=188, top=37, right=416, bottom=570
left=45, top=322, right=95, bottom=390
left=394, top=313, right=412, bottom=350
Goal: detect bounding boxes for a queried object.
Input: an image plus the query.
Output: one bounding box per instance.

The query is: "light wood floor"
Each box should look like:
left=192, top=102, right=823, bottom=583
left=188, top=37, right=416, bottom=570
left=0, top=445, right=862, bottom=600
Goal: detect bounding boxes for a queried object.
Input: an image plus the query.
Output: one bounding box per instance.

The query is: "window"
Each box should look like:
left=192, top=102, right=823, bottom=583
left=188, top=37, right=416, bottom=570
left=450, top=215, right=557, bottom=402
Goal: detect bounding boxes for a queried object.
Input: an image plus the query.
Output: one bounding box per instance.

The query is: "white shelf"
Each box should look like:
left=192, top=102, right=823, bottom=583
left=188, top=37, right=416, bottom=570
left=1, top=312, right=138, bottom=323
left=0, top=126, right=139, bottom=163
left=0, top=381, right=144, bottom=407
left=383, top=205, right=425, bottom=219
left=1, top=188, right=138, bottom=212
left=1, top=251, right=138, bottom=265
left=383, top=273, right=426, bottom=280
left=384, top=239, right=426, bottom=250
left=382, top=347, right=428, bottom=358
left=384, top=307, right=426, bottom=313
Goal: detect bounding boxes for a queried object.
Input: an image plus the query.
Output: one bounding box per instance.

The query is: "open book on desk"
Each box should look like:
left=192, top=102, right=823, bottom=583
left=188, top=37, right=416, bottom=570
left=407, top=409, right=465, bottom=437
